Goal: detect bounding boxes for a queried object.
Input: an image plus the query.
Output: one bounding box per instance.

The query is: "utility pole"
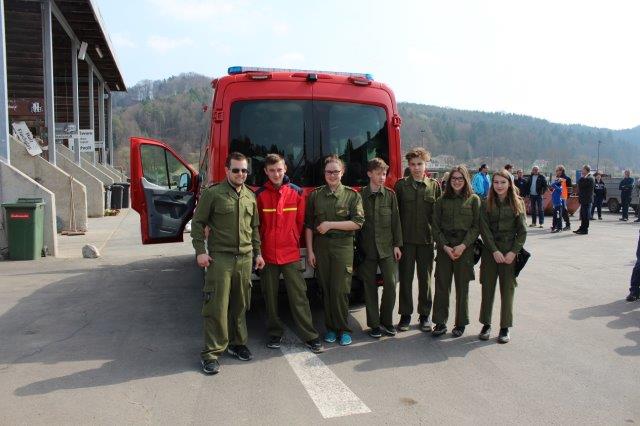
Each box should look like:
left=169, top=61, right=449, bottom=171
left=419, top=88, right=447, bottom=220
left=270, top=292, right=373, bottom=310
left=596, top=140, right=602, bottom=172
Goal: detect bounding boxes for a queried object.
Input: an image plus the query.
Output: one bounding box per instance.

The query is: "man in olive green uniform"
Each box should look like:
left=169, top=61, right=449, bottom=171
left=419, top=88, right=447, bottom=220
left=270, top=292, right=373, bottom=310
left=358, top=158, right=403, bottom=338
left=395, top=147, right=442, bottom=332
left=305, top=155, right=365, bottom=346
left=191, top=152, right=265, bottom=375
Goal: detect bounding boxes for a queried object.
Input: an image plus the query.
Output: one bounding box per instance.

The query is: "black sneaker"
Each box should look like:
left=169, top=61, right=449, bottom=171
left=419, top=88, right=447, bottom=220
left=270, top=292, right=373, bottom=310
left=397, top=315, right=411, bottom=332
left=227, top=345, right=253, bottom=361
left=381, top=324, right=397, bottom=336
left=305, top=338, right=324, bottom=353
left=369, top=327, right=382, bottom=338
left=498, top=328, right=510, bottom=344
left=201, top=359, right=220, bottom=375
left=419, top=315, right=433, bottom=332
left=432, top=323, right=447, bottom=337
left=479, top=324, right=491, bottom=340
left=451, top=325, right=465, bottom=337
left=626, top=293, right=639, bottom=302
left=266, top=336, right=282, bottom=349
left=562, top=225, right=571, bottom=231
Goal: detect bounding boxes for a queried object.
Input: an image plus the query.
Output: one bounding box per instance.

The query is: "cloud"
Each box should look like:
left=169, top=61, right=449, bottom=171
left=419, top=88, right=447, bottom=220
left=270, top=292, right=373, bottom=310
left=406, top=46, right=441, bottom=68
left=272, top=22, right=289, bottom=36
left=275, top=52, right=305, bottom=67
left=111, top=33, right=136, bottom=48
left=147, top=35, right=194, bottom=53
left=146, top=0, right=234, bottom=21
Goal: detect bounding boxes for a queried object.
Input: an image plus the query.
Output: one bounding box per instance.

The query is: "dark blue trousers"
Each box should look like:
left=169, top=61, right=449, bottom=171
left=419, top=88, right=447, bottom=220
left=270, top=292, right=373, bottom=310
left=630, top=231, right=640, bottom=296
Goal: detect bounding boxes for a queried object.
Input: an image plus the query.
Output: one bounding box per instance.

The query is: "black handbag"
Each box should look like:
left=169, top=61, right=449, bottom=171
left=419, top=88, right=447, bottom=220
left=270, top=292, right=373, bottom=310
left=514, top=247, right=531, bottom=277
left=472, top=238, right=484, bottom=265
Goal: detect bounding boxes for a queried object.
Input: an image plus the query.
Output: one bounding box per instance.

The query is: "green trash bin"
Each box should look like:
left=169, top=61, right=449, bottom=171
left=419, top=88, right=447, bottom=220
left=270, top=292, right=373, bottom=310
left=2, top=198, right=45, bottom=260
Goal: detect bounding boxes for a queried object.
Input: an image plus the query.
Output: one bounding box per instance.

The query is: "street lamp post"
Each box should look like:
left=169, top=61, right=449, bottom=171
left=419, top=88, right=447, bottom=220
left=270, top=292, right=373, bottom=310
left=596, top=140, right=602, bottom=172
left=419, top=129, right=426, bottom=149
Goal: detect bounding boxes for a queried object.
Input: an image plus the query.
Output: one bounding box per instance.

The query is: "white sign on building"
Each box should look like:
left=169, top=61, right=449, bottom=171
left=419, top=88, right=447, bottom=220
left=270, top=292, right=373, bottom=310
left=78, top=129, right=95, bottom=153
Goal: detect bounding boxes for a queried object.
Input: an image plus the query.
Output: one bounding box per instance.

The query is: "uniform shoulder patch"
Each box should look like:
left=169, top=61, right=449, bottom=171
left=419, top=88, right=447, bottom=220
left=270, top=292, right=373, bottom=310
left=344, top=186, right=358, bottom=192
left=207, top=182, right=219, bottom=188
left=313, top=185, right=325, bottom=192
left=384, top=185, right=396, bottom=193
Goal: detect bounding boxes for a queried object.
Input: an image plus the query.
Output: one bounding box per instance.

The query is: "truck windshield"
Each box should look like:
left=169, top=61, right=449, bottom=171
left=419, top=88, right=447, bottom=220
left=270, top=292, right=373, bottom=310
left=229, top=100, right=389, bottom=187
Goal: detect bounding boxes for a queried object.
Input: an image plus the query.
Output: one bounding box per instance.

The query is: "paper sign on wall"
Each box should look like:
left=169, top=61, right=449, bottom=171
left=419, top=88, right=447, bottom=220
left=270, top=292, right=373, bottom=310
left=11, top=121, right=42, bottom=156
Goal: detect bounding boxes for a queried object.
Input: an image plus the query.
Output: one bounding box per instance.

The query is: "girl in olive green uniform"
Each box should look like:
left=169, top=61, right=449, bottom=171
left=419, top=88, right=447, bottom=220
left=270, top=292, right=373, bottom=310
left=479, top=169, right=527, bottom=343
left=432, top=165, right=480, bottom=337
left=305, top=155, right=365, bottom=346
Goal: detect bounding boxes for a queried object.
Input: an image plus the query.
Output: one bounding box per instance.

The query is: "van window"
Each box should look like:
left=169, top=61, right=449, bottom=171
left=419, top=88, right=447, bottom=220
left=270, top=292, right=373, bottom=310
left=229, top=100, right=388, bottom=187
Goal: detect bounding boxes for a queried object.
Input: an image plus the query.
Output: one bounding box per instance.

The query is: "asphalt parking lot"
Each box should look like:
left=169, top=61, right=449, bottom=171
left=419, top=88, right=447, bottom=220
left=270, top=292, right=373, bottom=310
left=0, top=209, right=638, bottom=424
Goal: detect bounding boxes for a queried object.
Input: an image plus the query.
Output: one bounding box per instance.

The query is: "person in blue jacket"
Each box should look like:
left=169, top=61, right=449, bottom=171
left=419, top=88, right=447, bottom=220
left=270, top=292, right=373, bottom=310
left=550, top=179, right=564, bottom=233
left=472, top=164, right=491, bottom=199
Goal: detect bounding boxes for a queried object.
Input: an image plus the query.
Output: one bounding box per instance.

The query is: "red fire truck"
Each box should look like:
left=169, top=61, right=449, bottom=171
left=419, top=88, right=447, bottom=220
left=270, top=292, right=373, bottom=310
left=129, top=66, right=403, bottom=281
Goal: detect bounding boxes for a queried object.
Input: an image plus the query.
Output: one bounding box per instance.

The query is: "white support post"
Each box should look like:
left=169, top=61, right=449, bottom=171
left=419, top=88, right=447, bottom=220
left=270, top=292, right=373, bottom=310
left=107, top=90, right=113, bottom=166
left=98, top=80, right=105, bottom=164
left=72, top=40, right=80, bottom=164
left=88, top=65, right=95, bottom=165
left=42, top=0, right=56, bottom=165
left=0, top=0, right=9, bottom=165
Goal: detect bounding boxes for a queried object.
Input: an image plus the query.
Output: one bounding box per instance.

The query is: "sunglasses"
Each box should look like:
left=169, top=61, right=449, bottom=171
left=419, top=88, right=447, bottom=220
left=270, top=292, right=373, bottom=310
left=231, top=168, right=249, bottom=174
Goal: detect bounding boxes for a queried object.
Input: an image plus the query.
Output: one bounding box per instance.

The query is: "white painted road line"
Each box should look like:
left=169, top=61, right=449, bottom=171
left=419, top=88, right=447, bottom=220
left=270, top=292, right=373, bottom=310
left=280, top=330, right=371, bottom=419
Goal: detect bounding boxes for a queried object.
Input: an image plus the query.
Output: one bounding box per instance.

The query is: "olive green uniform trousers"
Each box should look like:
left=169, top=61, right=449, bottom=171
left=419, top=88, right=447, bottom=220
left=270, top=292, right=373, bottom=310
left=398, top=243, right=434, bottom=317
left=432, top=247, right=474, bottom=327
left=359, top=256, right=398, bottom=329
left=479, top=250, right=517, bottom=328
left=201, top=252, right=252, bottom=362
left=314, top=235, right=354, bottom=333
left=261, top=262, right=318, bottom=342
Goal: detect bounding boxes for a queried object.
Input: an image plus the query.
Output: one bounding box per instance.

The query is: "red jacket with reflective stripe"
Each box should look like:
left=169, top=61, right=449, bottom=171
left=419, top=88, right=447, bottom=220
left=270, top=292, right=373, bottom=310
left=255, top=178, right=305, bottom=265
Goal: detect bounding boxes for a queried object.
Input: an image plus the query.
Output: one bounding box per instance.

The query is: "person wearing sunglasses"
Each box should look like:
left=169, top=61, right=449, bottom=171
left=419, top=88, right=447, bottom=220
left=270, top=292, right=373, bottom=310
left=431, top=165, right=480, bottom=338
left=305, top=154, right=364, bottom=346
left=191, top=152, right=265, bottom=375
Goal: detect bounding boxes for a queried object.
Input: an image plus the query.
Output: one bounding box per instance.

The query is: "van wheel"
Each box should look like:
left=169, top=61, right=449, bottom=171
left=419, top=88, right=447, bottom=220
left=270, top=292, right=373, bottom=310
left=608, top=199, right=620, bottom=213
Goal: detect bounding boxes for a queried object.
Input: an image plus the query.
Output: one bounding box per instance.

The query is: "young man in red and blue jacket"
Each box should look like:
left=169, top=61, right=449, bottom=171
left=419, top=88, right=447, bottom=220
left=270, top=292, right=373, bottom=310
left=255, top=153, right=322, bottom=353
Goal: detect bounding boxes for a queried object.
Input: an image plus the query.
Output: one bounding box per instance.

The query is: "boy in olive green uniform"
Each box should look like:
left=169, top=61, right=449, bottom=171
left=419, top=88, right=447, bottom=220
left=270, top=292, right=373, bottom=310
left=431, top=165, right=481, bottom=337
left=191, top=152, right=265, bottom=375
left=305, top=155, right=365, bottom=346
left=478, top=170, right=527, bottom=344
left=395, top=147, right=442, bottom=332
left=358, top=158, right=403, bottom=338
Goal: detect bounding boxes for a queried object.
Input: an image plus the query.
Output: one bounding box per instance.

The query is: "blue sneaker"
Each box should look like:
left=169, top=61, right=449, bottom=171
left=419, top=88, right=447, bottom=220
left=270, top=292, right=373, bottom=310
left=339, top=332, right=352, bottom=346
left=324, top=331, right=337, bottom=343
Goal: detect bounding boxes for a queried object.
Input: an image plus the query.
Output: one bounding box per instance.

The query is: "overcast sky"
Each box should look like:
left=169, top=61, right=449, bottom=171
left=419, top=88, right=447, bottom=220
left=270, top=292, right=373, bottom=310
left=96, top=0, right=640, bottom=130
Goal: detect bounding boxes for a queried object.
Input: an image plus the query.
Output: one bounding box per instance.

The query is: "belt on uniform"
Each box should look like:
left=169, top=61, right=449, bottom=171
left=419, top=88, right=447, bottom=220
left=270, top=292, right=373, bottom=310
left=319, top=233, right=353, bottom=239
left=444, top=230, right=466, bottom=238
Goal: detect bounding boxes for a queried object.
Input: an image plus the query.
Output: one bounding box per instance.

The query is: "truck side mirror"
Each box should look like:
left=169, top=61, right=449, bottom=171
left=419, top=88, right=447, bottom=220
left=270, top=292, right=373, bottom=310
left=178, top=172, right=191, bottom=191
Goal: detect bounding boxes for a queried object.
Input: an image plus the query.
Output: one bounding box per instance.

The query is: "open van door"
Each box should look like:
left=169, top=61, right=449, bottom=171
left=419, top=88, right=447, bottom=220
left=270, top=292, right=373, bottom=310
left=130, top=137, right=200, bottom=244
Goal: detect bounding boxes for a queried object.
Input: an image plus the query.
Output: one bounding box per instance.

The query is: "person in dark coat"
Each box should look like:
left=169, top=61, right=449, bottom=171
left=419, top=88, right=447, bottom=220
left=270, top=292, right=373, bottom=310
left=619, top=170, right=634, bottom=221
left=526, top=166, right=547, bottom=228
left=514, top=169, right=528, bottom=196
left=574, top=165, right=595, bottom=235
left=591, top=172, right=606, bottom=220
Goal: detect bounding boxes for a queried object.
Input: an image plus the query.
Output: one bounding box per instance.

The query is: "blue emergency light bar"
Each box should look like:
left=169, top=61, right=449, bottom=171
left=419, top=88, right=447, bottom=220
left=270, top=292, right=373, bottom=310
left=228, top=66, right=374, bottom=81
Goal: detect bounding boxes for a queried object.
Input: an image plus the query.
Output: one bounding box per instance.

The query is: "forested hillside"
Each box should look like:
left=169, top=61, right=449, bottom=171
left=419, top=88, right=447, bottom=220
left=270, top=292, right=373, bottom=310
left=112, top=73, right=640, bottom=174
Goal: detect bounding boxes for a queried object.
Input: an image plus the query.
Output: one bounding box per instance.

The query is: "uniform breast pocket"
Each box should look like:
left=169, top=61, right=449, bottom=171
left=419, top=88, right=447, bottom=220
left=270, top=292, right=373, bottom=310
left=241, top=203, right=254, bottom=226
left=215, top=202, right=234, bottom=217
left=336, top=207, right=349, bottom=219
left=379, top=206, right=392, bottom=227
